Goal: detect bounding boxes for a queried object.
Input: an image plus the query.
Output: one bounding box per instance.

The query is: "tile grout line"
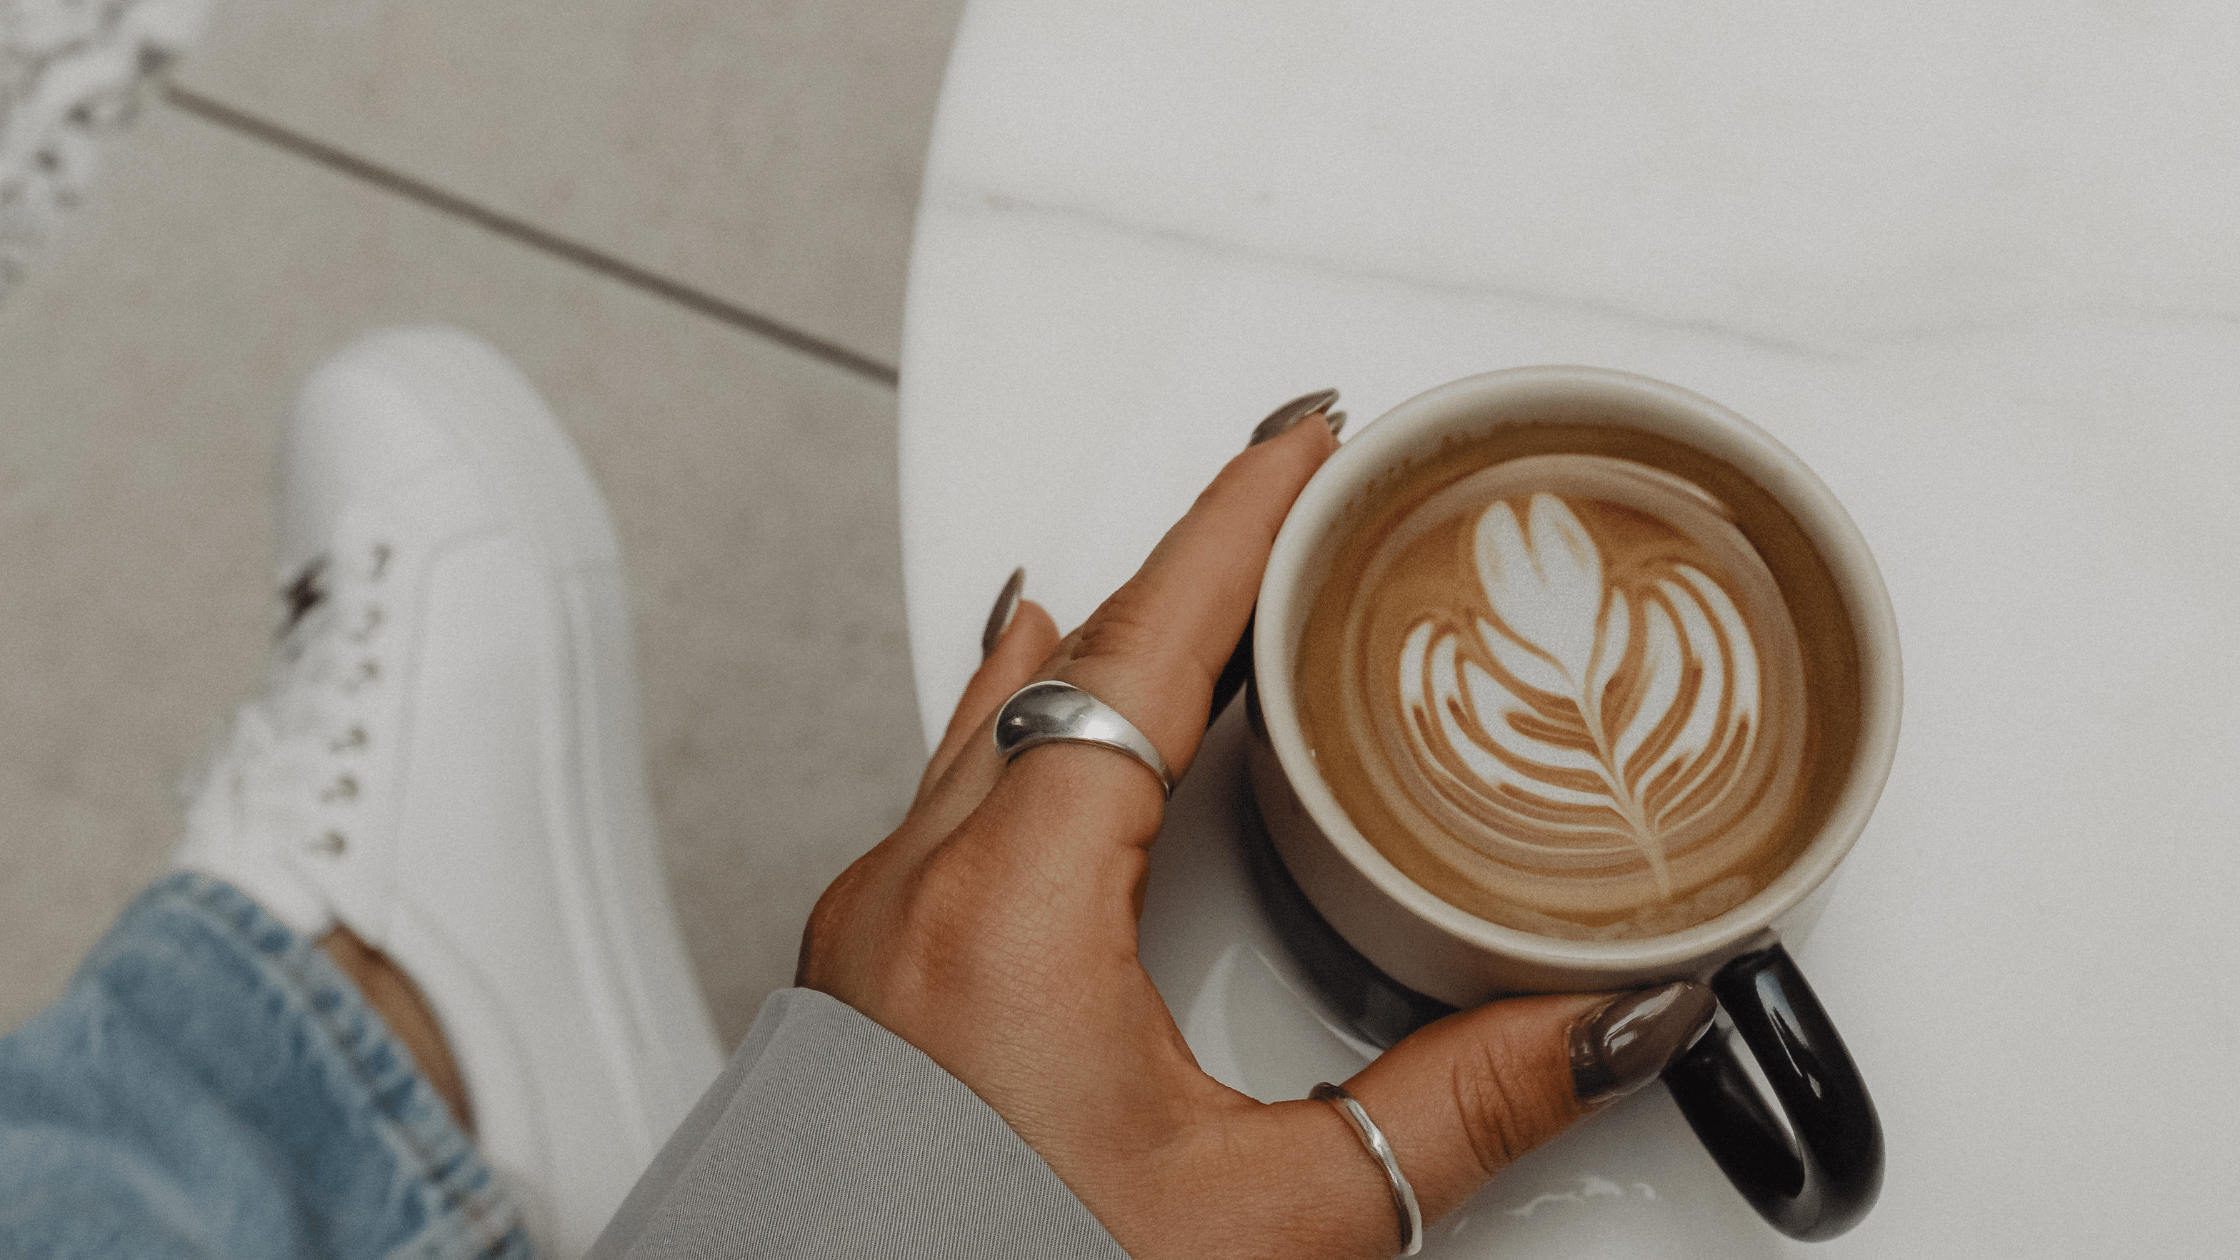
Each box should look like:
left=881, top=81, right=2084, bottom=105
left=161, top=82, right=901, bottom=389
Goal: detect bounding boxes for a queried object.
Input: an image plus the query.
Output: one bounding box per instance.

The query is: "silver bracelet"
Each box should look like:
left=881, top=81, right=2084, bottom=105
left=1312, top=1082, right=1424, bottom=1257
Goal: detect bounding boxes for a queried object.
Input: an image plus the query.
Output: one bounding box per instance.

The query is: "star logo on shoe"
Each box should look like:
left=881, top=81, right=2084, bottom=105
left=280, top=557, right=328, bottom=637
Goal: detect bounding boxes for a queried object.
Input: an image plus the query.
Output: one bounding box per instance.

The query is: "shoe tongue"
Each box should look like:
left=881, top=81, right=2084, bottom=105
left=173, top=705, right=339, bottom=942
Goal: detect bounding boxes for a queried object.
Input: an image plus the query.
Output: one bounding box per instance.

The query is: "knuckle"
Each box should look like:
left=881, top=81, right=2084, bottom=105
left=796, top=853, right=877, bottom=987
left=1451, top=1049, right=1528, bottom=1177
left=899, top=843, right=991, bottom=947
left=1070, top=584, right=1207, bottom=692
left=892, top=836, right=1039, bottom=983
left=1071, top=585, right=1166, bottom=665
left=1448, top=1030, right=1569, bottom=1179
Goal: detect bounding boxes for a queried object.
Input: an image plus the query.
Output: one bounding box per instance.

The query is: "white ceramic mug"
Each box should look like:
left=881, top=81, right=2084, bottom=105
left=1244, top=366, right=1900, bottom=1239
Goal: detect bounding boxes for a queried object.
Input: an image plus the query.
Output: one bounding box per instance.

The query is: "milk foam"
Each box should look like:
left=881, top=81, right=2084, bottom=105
left=1335, top=455, right=1808, bottom=933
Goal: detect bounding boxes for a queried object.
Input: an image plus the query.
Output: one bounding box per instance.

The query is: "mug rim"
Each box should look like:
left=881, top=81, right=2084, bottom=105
left=1254, top=365, right=1903, bottom=973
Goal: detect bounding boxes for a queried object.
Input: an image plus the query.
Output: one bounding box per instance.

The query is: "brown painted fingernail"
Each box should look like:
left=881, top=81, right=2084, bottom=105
left=1250, top=388, right=1340, bottom=446
left=981, top=567, right=1025, bottom=660
left=1569, top=980, right=1716, bottom=1104
left=1323, top=409, right=1347, bottom=438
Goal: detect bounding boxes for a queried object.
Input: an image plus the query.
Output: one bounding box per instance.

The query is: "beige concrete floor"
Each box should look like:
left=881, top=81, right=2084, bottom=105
left=0, top=0, right=964, bottom=1047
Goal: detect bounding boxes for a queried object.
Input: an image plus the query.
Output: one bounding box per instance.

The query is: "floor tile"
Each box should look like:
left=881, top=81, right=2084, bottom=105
left=172, top=0, right=966, bottom=371
left=0, top=102, right=924, bottom=1046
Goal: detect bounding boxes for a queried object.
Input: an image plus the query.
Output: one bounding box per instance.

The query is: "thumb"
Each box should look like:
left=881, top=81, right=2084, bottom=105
left=1340, top=981, right=1716, bottom=1223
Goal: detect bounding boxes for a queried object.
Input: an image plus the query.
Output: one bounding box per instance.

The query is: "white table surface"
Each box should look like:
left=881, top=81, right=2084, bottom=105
left=895, top=3, right=2240, bottom=1254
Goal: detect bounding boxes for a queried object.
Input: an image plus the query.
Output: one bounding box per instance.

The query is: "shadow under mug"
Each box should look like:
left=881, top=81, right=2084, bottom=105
left=1243, top=367, right=1900, bottom=1241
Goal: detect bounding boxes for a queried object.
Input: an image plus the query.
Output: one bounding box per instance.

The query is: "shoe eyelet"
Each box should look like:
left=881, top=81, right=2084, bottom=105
left=308, top=831, right=347, bottom=856
left=330, top=725, right=368, bottom=753
left=320, top=775, right=359, bottom=804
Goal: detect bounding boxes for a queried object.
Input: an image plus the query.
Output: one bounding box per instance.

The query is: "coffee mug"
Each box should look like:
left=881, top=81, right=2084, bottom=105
left=1243, top=366, right=1899, bottom=1241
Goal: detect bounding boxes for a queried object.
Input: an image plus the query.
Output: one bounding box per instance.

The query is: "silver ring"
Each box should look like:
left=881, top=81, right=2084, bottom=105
left=992, top=680, right=1176, bottom=798
left=1312, top=1082, right=1424, bottom=1257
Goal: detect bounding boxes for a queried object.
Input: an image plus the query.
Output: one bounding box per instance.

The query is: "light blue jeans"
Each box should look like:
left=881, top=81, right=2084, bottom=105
left=0, top=871, right=535, bottom=1260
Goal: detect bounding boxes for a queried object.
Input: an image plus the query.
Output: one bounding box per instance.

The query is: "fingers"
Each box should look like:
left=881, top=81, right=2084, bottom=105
left=914, top=593, right=1062, bottom=815
left=919, top=403, right=1333, bottom=820
left=1335, top=982, right=1717, bottom=1224
left=802, top=592, right=1059, bottom=992
left=855, top=411, right=1337, bottom=1006
left=1010, top=411, right=1338, bottom=811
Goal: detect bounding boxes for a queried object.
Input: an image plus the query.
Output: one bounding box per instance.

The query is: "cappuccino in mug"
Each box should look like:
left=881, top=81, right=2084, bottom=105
left=1251, top=370, right=1896, bottom=1240
left=1293, top=424, right=1863, bottom=940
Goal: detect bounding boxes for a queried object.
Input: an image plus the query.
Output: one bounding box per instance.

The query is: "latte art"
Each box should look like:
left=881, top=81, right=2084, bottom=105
left=1310, top=453, right=1815, bottom=938
left=1388, top=489, right=1789, bottom=891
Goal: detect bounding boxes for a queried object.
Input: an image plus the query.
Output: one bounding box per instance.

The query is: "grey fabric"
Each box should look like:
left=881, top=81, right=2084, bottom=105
left=590, top=988, right=1131, bottom=1259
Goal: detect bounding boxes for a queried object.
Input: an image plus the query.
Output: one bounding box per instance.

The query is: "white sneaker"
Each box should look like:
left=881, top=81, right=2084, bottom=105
left=174, top=326, right=723, bottom=1258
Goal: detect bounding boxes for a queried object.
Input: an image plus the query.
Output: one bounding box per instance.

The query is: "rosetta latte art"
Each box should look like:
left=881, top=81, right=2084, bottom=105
left=1304, top=450, right=1817, bottom=937
left=1394, top=494, right=1762, bottom=897
left=1323, top=452, right=1812, bottom=934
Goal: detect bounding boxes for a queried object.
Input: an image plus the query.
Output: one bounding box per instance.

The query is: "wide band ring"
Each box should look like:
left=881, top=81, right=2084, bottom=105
left=992, top=679, right=1177, bottom=798
left=1311, top=1082, right=1424, bottom=1257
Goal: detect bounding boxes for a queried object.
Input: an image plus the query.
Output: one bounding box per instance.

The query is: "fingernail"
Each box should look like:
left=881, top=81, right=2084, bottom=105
left=1569, top=980, right=1717, bottom=1104
left=1323, top=409, right=1347, bottom=439
left=1250, top=388, right=1340, bottom=446
left=981, top=567, right=1025, bottom=660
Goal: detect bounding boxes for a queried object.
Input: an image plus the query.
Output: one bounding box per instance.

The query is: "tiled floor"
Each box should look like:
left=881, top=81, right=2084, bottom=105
left=0, top=0, right=965, bottom=1045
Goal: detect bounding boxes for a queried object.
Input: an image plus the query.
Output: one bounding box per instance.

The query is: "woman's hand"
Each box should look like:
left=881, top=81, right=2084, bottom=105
left=797, top=411, right=1711, bottom=1258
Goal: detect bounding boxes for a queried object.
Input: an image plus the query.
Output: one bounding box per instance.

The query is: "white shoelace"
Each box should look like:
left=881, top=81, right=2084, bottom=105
left=184, top=542, right=393, bottom=881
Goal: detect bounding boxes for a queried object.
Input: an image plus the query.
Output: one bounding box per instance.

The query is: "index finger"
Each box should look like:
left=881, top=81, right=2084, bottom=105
left=1012, top=410, right=1338, bottom=811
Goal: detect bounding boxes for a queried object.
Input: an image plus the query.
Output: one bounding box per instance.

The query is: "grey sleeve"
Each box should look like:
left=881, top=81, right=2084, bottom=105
left=588, top=987, right=1131, bottom=1260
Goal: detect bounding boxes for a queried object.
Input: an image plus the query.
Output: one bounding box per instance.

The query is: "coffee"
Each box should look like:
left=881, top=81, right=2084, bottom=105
left=1294, top=423, right=1863, bottom=940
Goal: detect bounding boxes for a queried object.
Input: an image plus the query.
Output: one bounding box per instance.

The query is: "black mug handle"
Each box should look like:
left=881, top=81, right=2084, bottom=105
left=1662, top=942, right=1884, bottom=1240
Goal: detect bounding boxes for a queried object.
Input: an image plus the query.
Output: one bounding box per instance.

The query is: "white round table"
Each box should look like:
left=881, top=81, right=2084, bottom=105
left=896, top=3, right=2240, bottom=1254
